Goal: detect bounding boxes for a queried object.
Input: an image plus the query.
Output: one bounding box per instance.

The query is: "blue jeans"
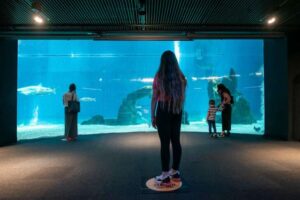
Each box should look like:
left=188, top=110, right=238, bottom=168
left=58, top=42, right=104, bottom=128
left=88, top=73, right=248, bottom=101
left=208, top=120, right=216, bottom=134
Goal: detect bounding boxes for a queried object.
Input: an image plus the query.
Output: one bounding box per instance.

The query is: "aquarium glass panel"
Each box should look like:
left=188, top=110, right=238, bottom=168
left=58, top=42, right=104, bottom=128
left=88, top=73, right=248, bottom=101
left=17, top=40, right=264, bottom=140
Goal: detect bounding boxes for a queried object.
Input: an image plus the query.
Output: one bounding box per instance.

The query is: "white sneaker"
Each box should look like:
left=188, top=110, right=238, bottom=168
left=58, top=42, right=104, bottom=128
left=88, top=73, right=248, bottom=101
left=168, top=170, right=181, bottom=182
left=219, top=132, right=225, bottom=137
left=155, top=173, right=171, bottom=186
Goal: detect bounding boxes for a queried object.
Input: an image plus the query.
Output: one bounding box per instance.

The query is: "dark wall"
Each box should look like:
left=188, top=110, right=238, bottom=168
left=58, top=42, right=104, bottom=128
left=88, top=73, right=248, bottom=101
left=287, top=32, right=300, bottom=141
left=264, top=39, right=289, bottom=140
left=0, top=40, right=17, bottom=146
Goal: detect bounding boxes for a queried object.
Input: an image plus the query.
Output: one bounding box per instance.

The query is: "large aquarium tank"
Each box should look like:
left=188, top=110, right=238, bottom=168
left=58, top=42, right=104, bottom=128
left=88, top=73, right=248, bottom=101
left=17, top=40, right=264, bottom=140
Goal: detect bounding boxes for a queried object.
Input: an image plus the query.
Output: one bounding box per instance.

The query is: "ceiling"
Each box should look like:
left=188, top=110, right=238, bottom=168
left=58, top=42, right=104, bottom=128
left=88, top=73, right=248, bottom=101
left=0, top=0, right=299, bottom=39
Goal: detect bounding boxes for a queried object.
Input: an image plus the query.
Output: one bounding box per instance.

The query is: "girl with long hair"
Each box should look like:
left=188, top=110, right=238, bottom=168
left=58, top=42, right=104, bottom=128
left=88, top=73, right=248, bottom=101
left=151, top=50, right=187, bottom=186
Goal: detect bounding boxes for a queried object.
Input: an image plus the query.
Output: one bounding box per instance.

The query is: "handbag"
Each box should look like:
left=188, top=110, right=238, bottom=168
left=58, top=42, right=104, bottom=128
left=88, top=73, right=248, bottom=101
left=68, top=93, right=80, bottom=113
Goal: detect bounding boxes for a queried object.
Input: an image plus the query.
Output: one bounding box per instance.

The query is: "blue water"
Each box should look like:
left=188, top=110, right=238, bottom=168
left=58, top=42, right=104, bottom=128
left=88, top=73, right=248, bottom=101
left=17, top=40, right=264, bottom=140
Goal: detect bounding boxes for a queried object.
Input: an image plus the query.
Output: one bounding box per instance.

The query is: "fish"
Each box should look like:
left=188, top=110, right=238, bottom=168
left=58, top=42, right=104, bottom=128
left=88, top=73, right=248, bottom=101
left=136, top=106, right=149, bottom=114
left=137, top=111, right=143, bottom=116
left=80, top=97, right=96, bottom=102
left=17, top=84, right=56, bottom=95
left=142, top=109, right=149, bottom=114
left=249, top=72, right=264, bottom=77
left=243, top=86, right=262, bottom=89
left=82, top=87, right=102, bottom=92
left=192, top=76, right=224, bottom=81
left=143, top=85, right=152, bottom=89
left=254, top=126, right=261, bottom=132
left=130, top=78, right=154, bottom=83
left=192, top=74, right=240, bottom=81
left=199, top=76, right=224, bottom=80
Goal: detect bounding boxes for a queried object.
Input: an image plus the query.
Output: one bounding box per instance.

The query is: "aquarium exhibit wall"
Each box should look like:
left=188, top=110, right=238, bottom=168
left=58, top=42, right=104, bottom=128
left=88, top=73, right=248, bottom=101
left=17, top=40, right=264, bottom=140
left=0, top=40, right=17, bottom=146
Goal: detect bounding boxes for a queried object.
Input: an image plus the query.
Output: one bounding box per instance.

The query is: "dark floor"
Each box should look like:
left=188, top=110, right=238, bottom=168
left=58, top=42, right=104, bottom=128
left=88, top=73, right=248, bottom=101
left=0, top=132, right=300, bottom=200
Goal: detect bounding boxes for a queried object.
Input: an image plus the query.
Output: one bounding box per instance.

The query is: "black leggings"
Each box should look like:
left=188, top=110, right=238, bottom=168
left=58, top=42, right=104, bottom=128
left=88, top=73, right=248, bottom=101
left=222, top=104, right=232, bottom=131
left=156, top=102, right=182, bottom=172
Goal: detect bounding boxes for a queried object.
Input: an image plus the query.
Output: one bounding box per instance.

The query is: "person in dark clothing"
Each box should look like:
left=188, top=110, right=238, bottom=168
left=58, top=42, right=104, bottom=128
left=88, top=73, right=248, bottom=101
left=151, top=50, right=187, bottom=186
left=63, top=83, right=79, bottom=141
left=217, top=84, right=232, bottom=137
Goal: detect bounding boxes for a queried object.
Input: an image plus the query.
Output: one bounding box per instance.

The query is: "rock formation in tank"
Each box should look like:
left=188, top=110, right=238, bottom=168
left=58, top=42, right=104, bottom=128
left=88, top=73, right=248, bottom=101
left=182, top=111, right=190, bottom=125
left=81, top=115, right=105, bottom=125
left=81, top=85, right=190, bottom=126
left=117, top=86, right=152, bottom=125
left=232, top=96, right=255, bottom=124
left=81, top=86, right=152, bottom=125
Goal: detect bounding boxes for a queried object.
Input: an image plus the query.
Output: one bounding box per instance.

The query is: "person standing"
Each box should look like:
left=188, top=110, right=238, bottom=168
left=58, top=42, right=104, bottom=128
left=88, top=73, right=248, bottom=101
left=206, top=99, right=219, bottom=138
left=151, top=50, right=187, bottom=186
left=63, top=83, right=79, bottom=141
left=217, top=84, right=232, bottom=137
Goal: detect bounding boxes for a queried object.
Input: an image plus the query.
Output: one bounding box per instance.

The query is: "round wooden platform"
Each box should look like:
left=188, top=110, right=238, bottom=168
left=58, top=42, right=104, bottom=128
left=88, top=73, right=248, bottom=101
left=145, top=177, right=182, bottom=192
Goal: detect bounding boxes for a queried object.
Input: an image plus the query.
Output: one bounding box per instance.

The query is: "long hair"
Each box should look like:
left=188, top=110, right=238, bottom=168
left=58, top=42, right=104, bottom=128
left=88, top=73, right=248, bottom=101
left=217, top=84, right=231, bottom=101
left=156, top=50, right=186, bottom=114
left=69, top=83, right=76, bottom=92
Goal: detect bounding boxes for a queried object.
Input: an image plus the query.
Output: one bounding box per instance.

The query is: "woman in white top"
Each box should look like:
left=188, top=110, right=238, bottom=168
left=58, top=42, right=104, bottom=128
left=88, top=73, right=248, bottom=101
left=63, top=83, right=79, bottom=141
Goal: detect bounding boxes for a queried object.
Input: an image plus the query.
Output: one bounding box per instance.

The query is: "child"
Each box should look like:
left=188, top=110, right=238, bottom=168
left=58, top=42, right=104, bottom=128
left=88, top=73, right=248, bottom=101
left=206, top=99, right=219, bottom=138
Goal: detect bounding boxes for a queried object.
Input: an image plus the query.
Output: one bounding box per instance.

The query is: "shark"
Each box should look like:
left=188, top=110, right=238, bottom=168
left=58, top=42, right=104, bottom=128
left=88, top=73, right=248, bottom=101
left=17, top=84, right=56, bottom=95
left=80, top=97, right=96, bottom=102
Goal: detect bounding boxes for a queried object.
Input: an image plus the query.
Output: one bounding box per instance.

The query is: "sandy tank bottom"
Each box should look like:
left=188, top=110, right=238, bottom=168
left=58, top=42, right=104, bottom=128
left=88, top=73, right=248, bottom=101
left=17, top=121, right=264, bottom=140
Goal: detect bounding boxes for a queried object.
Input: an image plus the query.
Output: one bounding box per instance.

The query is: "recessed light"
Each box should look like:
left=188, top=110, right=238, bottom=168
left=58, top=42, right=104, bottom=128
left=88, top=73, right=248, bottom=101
left=267, top=17, right=276, bottom=24
left=31, top=1, right=49, bottom=24
left=33, top=15, right=44, bottom=24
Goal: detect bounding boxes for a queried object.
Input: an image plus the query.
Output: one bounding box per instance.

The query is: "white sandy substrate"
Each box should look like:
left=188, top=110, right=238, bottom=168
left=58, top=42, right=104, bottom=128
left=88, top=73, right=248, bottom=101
left=17, top=121, right=263, bottom=141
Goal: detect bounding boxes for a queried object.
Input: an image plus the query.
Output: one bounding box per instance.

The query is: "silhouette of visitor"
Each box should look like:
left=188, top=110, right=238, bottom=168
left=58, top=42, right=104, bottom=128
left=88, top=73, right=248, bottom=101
left=63, top=83, right=79, bottom=141
left=206, top=99, right=219, bottom=138
left=151, top=50, right=187, bottom=186
left=217, top=83, right=232, bottom=137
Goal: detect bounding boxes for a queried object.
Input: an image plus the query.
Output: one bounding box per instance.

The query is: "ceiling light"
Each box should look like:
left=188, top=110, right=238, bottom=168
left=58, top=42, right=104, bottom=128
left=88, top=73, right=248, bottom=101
left=267, top=17, right=276, bottom=24
left=31, top=1, right=49, bottom=24
left=33, top=15, right=44, bottom=24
